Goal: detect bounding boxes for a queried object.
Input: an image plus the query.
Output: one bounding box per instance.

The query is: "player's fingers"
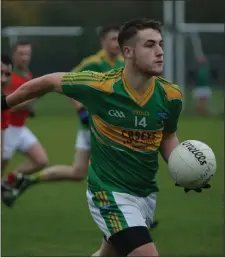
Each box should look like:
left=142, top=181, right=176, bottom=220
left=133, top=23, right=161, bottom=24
left=194, top=188, right=202, bottom=193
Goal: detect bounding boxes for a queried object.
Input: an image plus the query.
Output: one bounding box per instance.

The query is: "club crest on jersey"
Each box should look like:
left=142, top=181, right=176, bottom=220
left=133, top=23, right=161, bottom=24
left=157, top=112, right=168, bottom=119
left=108, top=110, right=126, bottom=118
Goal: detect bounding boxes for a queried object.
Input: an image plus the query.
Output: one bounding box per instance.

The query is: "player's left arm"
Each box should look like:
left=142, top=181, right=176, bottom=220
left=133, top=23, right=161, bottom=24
left=160, top=98, right=182, bottom=163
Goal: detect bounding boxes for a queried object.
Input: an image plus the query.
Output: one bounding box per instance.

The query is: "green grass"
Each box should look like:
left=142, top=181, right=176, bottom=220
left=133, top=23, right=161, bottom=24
left=2, top=114, right=224, bottom=256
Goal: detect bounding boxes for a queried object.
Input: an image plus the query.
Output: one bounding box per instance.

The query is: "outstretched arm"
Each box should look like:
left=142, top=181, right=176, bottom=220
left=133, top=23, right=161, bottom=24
left=11, top=99, right=36, bottom=112
left=5, top=73, right=64, bottom=108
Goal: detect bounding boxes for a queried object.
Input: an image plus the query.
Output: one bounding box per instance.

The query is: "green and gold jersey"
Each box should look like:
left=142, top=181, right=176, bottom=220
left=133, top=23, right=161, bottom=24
left=72, top=50, right=124, bottom=73
left=72, top=50, right=124, bottom=129
left=61, top=68, right=182, bottom=197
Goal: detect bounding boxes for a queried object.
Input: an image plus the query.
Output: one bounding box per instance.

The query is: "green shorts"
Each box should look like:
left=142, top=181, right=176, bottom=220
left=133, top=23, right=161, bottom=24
left=86, top=189, right=157, bottom=240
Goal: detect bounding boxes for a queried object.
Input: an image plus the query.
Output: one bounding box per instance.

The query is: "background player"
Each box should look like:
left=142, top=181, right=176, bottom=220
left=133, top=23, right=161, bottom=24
left=1, top=42, right=48, bottom=180
left=192, top=56, right=212, bottom=115
left=21, top=25, right=124, bottom=184
left=1, top=55, right=12, bottom=175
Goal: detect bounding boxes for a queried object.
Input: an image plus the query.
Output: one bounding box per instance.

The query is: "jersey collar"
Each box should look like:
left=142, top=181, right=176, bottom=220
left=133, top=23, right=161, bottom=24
left=122, top=69, right=156, bottom=107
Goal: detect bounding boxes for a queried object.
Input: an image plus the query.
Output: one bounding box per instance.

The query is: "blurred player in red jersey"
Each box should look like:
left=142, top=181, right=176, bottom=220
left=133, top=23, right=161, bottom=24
left=2, top=42, right=48, bottom=180
left=1, top=55, right=13, bottom=175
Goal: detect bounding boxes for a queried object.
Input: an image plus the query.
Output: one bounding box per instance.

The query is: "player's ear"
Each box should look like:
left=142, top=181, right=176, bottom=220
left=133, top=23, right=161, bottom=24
left=123, top=46, right=133, bottom=59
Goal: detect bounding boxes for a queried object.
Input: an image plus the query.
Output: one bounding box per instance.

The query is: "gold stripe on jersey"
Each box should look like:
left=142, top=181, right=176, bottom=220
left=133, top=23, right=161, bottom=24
left=62, top=71, right=121, bottom=94
left=122, top=71, right=156, bottom=107
left=157, top=77, right=182, bottom=101
left=95, top=191, right=109, bottom=207
left=93, top=115, right=163, bottom=152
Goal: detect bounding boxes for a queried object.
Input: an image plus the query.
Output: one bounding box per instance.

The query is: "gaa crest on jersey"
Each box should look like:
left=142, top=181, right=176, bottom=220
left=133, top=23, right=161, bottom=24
left=108, top=110, right=126, bottom=118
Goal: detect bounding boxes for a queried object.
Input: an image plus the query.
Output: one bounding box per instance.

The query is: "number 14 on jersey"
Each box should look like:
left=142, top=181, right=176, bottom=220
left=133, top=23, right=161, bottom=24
left=134, top=116, right=147, bottom=128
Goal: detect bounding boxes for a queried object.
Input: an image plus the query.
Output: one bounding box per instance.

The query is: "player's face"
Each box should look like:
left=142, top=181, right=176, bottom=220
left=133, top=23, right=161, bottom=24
left=1, top=61, right=12, bottom=90
left=125, top=29, right=164, bottom=76
left=13, top=44, right=32, bottom=69
left=102, top=30, right=121, bottom=56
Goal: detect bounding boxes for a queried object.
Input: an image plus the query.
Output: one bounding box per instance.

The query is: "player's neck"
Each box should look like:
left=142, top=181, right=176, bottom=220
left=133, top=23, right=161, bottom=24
left=123, top=66, right=153, bottom=94
left=105, top=50, right=117, bottom=63
left=15, top=65, right=29, bottom=72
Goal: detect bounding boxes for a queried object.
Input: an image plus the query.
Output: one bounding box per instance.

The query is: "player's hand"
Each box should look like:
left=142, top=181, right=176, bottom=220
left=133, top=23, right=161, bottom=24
left=175, top=183, right=211, bottom=193
left=78, top=107, right=89, bottom=125
left=29, top=110, right=36, bottom=118
left=27, top=105, right=36, bottom=119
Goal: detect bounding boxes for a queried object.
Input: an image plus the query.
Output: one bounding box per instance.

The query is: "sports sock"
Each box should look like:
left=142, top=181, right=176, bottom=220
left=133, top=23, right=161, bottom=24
left=29, top=171, right=45, bottom=184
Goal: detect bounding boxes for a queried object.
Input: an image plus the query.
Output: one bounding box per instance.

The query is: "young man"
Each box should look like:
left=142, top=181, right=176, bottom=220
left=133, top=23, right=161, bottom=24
left=1, top=55, right=13, bottom=174
left=2, top=19, right=210, bottom=256
left=1, top=42, right=48, bottom=177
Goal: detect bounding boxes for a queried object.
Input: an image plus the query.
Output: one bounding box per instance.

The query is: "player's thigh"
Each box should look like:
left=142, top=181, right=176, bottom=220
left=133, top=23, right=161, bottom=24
left=72, top=148, right=90, bottom=174
left=75, top=129, right=91, bottom=152
left=128, top=242, right=158, bottom=257
left=73, top=129, right=90, bottom=173
left=87, top=190, right=155, bottom=256
left=93, top=238, right=123, bottom=257
left=18, top=127, right=48, bottom=164
left=2, top=126, right=21, bottom=161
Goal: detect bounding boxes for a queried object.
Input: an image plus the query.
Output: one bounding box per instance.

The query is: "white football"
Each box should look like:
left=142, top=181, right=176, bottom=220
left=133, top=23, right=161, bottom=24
left=168, top=140, right=216, bottom=189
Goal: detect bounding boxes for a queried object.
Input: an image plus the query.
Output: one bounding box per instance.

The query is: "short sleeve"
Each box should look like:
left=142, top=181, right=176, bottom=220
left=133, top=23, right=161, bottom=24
left=163, top=98, right=183, bottom=133
left=61, top=71, right=96, bottom=107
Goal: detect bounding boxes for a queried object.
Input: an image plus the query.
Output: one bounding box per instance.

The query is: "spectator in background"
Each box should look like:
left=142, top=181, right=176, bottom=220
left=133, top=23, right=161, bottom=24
left=192, top=56, right=212, bottom=115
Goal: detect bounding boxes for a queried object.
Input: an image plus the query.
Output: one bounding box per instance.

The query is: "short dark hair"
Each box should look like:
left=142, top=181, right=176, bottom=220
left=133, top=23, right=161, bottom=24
left=1, top=55, right=12, bottom=66
left=118, top=18, right=162, bottom=49
left=12, top=41, right=32, bottom=52
left=99, top=24, right=120, bottom=39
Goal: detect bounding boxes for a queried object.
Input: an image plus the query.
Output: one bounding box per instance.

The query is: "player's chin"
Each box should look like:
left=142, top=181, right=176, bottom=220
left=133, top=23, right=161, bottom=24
left=150, top=68, right=163, bottom=76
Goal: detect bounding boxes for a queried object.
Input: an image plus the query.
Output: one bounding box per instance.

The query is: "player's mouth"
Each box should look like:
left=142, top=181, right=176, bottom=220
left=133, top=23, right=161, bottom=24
left=155, top=60, right=163, bottom=64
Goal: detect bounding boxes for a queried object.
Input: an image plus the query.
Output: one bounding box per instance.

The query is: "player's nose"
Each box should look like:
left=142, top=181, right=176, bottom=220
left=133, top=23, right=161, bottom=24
left=156, top=46, right=164, bottom=56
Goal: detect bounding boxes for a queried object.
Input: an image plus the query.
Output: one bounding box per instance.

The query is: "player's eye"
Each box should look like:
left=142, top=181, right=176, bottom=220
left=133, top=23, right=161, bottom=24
left=145, top=44, right=154, bottom=48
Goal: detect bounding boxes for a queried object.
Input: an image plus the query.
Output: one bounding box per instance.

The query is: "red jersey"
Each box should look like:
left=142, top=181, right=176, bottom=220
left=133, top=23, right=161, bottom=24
left=1, top=110, right=10, bottom=130
left=6, top=68, right=32, bottom=127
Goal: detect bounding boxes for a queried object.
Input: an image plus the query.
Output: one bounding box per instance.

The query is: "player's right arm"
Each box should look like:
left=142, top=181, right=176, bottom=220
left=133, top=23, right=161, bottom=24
left=10, top=99, right=36, bottom=112
left=3, top=71, right=103, bottom=110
